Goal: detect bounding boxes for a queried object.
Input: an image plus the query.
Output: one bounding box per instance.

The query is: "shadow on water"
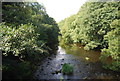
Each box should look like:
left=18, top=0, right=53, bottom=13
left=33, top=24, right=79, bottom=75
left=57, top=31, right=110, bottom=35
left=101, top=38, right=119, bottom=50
left=34, top=43, right=120, bottom=80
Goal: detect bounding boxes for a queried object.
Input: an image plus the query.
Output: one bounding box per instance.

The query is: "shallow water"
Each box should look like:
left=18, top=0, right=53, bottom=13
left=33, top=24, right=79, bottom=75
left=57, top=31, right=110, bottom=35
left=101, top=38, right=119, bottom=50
left=61, top=44, right=101, bottom=63
left=34, top=44, right=120, bottom=80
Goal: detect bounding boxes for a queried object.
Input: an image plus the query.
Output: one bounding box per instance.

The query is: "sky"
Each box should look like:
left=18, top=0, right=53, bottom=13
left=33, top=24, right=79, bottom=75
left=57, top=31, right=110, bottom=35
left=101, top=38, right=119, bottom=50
left=37, top=0, right=87, bottom=22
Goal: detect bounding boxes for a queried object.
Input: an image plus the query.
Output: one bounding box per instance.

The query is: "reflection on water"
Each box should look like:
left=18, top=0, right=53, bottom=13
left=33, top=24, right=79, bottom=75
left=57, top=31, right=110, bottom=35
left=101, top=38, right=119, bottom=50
left=61, top=44, right=101, bottom=63
left=57, top=46, right=66, bottom=54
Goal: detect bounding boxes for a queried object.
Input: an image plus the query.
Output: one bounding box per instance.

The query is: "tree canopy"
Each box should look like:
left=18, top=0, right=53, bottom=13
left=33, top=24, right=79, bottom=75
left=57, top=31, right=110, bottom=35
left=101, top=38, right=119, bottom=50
left=1, top=1, right=59, bottom=79
left=58, top=1, right=120, bottom=71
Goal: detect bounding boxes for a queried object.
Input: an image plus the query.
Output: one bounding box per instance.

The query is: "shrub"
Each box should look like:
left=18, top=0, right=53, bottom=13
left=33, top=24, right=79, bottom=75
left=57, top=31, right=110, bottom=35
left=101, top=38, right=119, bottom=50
left=0, top=23, right=49, bottom=60
left=84, top=41, right=100, bottom=50
left=100, top=20, right=120, bottom=72
left=62, top=63, right=73, bottom=75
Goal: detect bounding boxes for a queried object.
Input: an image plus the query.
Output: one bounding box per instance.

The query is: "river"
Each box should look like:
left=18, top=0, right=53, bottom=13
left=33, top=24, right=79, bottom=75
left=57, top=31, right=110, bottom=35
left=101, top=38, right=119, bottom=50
left=34, top=44, right=120, bottom=80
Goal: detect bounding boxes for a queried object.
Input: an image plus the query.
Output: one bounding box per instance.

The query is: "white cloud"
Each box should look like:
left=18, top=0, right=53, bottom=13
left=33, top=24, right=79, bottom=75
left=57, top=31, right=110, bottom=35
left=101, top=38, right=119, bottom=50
left=37, top=0, right=87, bottom=22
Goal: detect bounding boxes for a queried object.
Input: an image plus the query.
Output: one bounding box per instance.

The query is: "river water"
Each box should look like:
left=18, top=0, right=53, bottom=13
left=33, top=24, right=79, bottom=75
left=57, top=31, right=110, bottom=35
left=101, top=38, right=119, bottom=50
left=34, top=44, right=120, bottom=80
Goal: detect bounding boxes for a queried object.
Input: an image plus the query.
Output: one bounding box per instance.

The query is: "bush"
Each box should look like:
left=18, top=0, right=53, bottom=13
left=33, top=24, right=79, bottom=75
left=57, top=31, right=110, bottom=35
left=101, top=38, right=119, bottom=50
left=62, top=63, right=73, bottom=75
left=100, top=20, right=120, bottom=72
left=0, top=23, right=49, bottom=60
left=84, top=41, right=100, bottom=50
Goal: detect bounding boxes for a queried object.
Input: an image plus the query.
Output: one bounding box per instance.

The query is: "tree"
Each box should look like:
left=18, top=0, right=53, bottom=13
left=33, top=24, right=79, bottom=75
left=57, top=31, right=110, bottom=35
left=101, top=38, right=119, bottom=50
left=1, top=1, right=59, bottom=79
left=100, top=20, right=120, bottom=71
left=58, top=1, right=120, bottom=71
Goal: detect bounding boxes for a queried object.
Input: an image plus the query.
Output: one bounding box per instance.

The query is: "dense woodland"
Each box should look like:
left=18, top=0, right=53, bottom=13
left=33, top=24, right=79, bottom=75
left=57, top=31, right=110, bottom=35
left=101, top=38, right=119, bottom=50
left=1, top=0, right=120, bottom=80
left=58, top=1, right=120, bottom=72
left=1, top=2, right=59, bottom=79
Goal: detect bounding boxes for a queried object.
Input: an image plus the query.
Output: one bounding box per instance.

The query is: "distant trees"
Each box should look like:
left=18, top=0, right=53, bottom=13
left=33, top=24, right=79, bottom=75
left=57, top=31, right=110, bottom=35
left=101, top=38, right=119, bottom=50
left=1, top=1, right=59, bottom=79
left=58, top=1, right=120, bottom=71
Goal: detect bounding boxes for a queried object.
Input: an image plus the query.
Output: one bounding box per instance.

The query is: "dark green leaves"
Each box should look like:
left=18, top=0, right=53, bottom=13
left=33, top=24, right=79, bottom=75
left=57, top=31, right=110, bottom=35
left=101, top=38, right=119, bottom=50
left=1, top=2, right=59, bottom=79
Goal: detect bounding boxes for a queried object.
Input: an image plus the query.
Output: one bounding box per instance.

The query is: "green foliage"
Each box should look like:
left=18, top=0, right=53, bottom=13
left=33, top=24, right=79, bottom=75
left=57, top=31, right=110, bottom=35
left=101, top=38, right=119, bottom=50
left=2, top=2, right=32, bottom=27
left=1, top=1, right=59, bottom=79
left=59, top=2, right=119, bottom=49
left=58, top=15, right=76, bottom=44
left=0, top=23, right=49, bottom=60
left=59, top=1, right=120, bottom=71
left=100, top=20, right=120, bottom=71
left=84, top=41, right=101, bottom=50
left=62, top=63, right=73, bottom=75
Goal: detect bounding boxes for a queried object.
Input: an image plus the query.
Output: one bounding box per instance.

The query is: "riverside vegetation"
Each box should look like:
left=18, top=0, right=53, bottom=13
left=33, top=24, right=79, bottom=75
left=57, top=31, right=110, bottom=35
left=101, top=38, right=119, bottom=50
left=58, top=1, right=120, bottom=72
left=62, top=63, right=73, bottom=75
left=1, top=0, right=120, bottom=80
left=1, top=2, right=59, bottom=79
